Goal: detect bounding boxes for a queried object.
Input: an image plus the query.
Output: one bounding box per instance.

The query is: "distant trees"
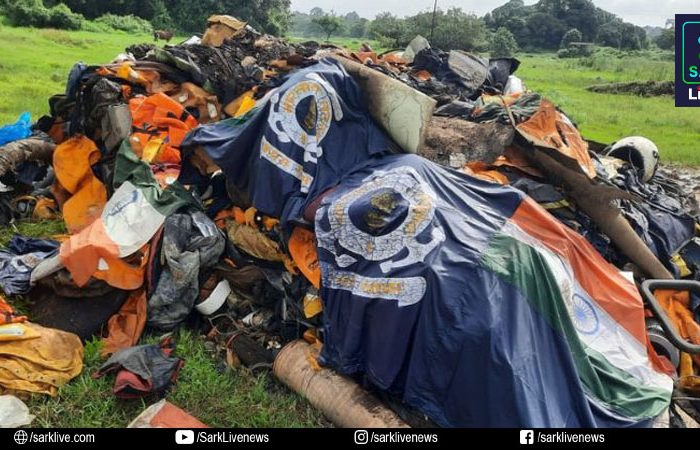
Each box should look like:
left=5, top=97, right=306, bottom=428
left=402, top=8, right=487, bottom=51
left=560, top=28, right=582, bottom=48
left=7, top=0, right=84, bottom=30
left=40, top=0, right=292, bottom=35
left=4, top=0, right=660, bottom=54
left=486, top=0, right=647, bottom=51
left=654, top=28, right=674, bottom=50
left=312, top=14, right=343, bottom=41
left=292, top=9, right=370, bottom=40
left=596, top=19, right=647, bottom=50
left=490, top=27, right=518, bottom=57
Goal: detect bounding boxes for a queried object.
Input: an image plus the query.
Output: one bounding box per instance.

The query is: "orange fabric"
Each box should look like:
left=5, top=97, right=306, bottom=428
left=512, top=198, right=647, bottom=345
left=129, top=93, right=198, bottom=165
left=52, top=136, right=107, bottom=234
left=47, top=119, right=66, bottom=144
left=32, top=197, right=60, bottom=220
left=352, top=51, right=379, bottom=64
left=495, top=99, right=596, bottom=179
left=413, top=70, right=432, bottom=81
left=679, top=352, right=700, bottom=394
left=288, top=227, right=320, bottom=289
left=382, top=53, right=407, bottom=65
left=464, top=162, right=510, bottom=185
left=169, top=82, right=221, bottom=123
left=654, top=289, right=700, bottom=367
left=60, top=217, right=120, bottom=288
left=102, top=290, right=147, bottom=356
left=234, top=207, right=247, bottom=225
left=214, top=207, right=237, bottom=229
left=0, top=296, right=26, bottom=325
left=100, top=63, right=178, bottom=94
left=93, top=256, right=145, bottom=290
left=138, top=401, right=208, bottom=428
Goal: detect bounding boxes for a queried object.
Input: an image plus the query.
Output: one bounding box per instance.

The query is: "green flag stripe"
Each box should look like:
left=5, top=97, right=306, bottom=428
left=481, top=232, right=670, bottom=420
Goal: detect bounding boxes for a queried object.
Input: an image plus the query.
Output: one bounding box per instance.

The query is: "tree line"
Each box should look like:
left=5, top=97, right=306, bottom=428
left=1, top=0, right=674, bottom=53
left=1, top=0, right=292, bottom=35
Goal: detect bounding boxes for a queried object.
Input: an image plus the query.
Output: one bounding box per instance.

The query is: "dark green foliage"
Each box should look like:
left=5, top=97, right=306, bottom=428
left=490, top=27, right=519, bottom=57
left=312, top=14, right=343, bottom=41
left=560, top=28, right=582, bottom=49
left=42, top=0, right=291, bottom=35
left=7, top=0, right=84, bottom=30
left=654, top=28, right=674, bottom=50
left=94, top=14, right=152, bottom=34
left=487, top=0, right=646, bottom=51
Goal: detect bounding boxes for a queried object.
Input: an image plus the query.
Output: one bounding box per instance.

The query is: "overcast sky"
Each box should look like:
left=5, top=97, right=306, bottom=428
left=289, top=0, right=693, bottom=27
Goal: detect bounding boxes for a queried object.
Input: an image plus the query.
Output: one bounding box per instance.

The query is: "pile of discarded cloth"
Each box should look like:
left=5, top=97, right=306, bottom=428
left=0, top=17, right=698, bottom=429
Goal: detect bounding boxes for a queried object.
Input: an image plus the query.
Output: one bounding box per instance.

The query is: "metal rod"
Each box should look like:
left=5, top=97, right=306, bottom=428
left=429, top=0, right=438, bottom=41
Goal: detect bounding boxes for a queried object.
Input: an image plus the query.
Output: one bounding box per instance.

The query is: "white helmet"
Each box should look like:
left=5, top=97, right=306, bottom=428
left=607, top=136, right=659, bottom=182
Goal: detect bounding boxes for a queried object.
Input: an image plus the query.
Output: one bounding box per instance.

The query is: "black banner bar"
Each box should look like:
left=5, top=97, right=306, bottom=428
left=0, top=428, right=696, bottom=449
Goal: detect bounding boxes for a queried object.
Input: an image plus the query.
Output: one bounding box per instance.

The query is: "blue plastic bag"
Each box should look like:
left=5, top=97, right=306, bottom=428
left=0, top=112, right=32, bottom=147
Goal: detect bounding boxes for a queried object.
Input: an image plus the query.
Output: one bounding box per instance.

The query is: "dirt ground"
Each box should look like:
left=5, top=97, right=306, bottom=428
left=586, top=80, right=674, bottom=97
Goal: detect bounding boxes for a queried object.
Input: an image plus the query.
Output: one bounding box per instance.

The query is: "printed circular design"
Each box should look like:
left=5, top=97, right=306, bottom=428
left=572, top=293, right=599, bottom=335
left=276, top=79, right=333, bottom=147
left=327, top=167, right=437, bottom=262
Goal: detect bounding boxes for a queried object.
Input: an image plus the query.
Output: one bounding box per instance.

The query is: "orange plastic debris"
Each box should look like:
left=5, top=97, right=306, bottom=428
left=52, top=136, right=107, bottom=233
left=102, top=289, right=147, bottom=356
left=288, top=227, right=320, bottom=289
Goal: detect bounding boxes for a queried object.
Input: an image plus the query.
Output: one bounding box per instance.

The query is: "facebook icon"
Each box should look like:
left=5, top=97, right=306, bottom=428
left=520, top=430, right=534, bottom=445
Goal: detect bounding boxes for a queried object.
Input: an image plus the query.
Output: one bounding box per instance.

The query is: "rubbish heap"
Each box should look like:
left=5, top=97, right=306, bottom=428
left=0, top=17, right=699, bottom=428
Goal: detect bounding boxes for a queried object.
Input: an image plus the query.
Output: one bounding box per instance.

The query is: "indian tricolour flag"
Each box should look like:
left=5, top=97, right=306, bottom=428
left=481, top=198, right=674, bottom=424
left=60, top=141, right=192, bottom=288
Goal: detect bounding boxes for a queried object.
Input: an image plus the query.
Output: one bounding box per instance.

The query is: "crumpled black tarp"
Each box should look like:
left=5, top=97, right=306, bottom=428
left=147, top=210, right=225, bottom=330
left=410, top=48, right=520, bottom=103
left=611, top=165, right=696, bottom=275
left=486, top=57, right=521, bottom=92
left=94, top=338, right=183, bottom=398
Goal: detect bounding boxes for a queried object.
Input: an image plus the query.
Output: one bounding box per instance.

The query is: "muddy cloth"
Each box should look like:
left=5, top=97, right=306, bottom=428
left=411, top=49, right=483, bottom=101
left=434, top=100, right=475, bottom=118
left=0, top=136, right=55, bottom=179
left=608, top=165, right=696, bottom=275
left=471, top=92, right=543, bottom=125
left=0, top=235, right=59, bottom=295
left=182, top=58, right=392, bottom=228
left=315, top=153, right=671, bottom=427
left=85, top=78, right=123, bottom=140
left=147, top=211, right=225, bottom=330
left=410, top=50, right=519, bottom=100
left=95, top=338, right=183, bottom=398
left=126, top=43, right=156, bottom=60
left=145, top=31, right=297, bottom=105
left=0, top=322, right=83, bottom=397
